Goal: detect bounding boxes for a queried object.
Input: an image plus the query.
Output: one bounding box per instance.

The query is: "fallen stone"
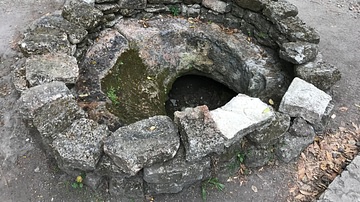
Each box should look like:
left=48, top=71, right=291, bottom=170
left=247, top=112, right=290, bottom=148
left=279, top=42, right=319, bottom=65
left=174, top=105, right=225, bottom=162
left=52, top=118, right=110, bottom=172
left=19, top=30, right=75, bottom=56
left=144, top=147, right=211, bottom=194
left=202, top=0, right=231, bottom=14
left=276, top=16, right=320, bottom=44
left=27, top=11, right=88, bottom=44
left=62, top=0, right=104, bottom=30
left=263, top=0, right=298, bottom=23
left=210, top=94, right=275, bottom=147
left=279, top=77, right=332, bottom=125
left=104, top=116, right=180, bottom=175
left=25, top=53, right=79, bottom=87
left=295, top=54, right=341, bottom=91
left=275, top=118, right=315, bottom=162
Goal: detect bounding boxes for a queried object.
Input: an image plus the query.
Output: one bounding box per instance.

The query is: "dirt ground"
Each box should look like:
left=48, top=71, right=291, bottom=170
left=0, top=0, right=359, bottom=201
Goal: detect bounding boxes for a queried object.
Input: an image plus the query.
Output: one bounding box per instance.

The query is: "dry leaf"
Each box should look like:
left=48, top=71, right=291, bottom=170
left=251, top=185, right=258, bottom=193
left=339, top=106, right=348, bottom=112
left=295, top=194, right=305, bottom=200
left=299, top=189, right=314, bottom=196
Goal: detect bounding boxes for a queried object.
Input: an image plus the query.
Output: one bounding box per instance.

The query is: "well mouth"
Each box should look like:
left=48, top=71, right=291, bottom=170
left=165, top=74, right=238, bottom=119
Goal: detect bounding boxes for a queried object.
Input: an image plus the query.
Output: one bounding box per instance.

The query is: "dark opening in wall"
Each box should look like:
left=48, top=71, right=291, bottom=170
left=165, top=74, right=238, bottom=119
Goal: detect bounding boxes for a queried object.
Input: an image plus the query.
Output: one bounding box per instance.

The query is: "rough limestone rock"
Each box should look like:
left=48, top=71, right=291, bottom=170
left=25, top=53, right=79, bottom=87
left=279, top=42, right=319, bottom=65
left=276, top=118, right=315, bottom=162
left=202, top=0, right=231, bottom=14
left=96, top=154, right=128, bottom=177
left=210, top=94, right=275, bottom=147
left=118, top=0, right=147, bottom=9
left=62, top=0, right=103, bottom=30
left=144, top=147, right=211, bottom=194
left=279, top=77, right=332, bottom=125
left=109, top=176, right=144, bottom=200
left=247, top=112, right=291, bottom=148
left=95, top=3, right=121, bottom=14
left=174, top=105, right=225, bottom=162
left=295, top=54, right=341, bottom=91
left=263, top=0, right=298, bottom=22
left=17, top=82, right=86, bottom=153
left=244, top=146, right=272, bottom=168
left=19, top=30, right=75, bottom=56
left=181, top=4, right=201, bottom=17
left=104, top=116, right=180, bottom=175
left=83, top=172, right=104, bottom=191
left=77, top=29, right=128, bottom=100
left=276, top=16, right=320, bottom=44
left=52, top=118, right=110, bottom=172
left=234, top=0, right=269, bottom=12
left=27, top=11, right=88, bottom=44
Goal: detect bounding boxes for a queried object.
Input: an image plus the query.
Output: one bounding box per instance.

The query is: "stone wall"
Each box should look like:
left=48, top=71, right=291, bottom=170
left=14, top=0, right=342, bottom=200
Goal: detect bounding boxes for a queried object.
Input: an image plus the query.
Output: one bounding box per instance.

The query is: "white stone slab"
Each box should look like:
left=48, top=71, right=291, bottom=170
left=210, top=94, right=275, bottom=143
left=279, top=77, right=332, bottom=124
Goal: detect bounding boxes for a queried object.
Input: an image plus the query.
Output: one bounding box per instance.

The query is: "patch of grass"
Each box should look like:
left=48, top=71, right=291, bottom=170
left=107, top=86, right=119, bottom=105
left=201, top=177, right=225, bottom=201
left=169, top=5, right=180, bottom=16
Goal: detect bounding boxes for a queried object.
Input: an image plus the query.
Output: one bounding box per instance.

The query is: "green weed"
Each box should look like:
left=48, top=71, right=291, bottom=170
left=107, top=86, right=119, bottom=105
left=169, top=5, right=180, bottom=16
left=201, top=177, right=225, bottom=201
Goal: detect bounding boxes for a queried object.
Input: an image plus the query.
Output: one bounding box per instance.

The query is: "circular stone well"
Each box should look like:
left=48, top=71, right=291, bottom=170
left=15, top=0, right=341, bottom=200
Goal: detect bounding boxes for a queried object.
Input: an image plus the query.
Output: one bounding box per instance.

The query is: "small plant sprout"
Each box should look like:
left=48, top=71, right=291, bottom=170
left=169, top=5, right=180, bottom=16
left=107, top=86, right=119, bottom=105
left=201, top=177, right=225, bottom=201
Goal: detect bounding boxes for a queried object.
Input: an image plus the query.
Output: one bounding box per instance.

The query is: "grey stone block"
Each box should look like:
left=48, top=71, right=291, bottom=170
left=263, top=0, right=298, bottom=23
left=104, top=116, right=180, bottom=175
left=62, top=0, right=104, bottom=30
left=247, top=112, right=290, bottom=148
left=279, top=77, right=332, bottom=125
left=174, top=105, right=225, bottom=162
left=279, top=42, right=319, bottom=65
left=202, top=0, right=231, bottom=14
left=144, top=147, right=211, bottom=194
left=52, top=118, right=110, bottom=172
left=210, top=94, right=275, bottom=147
left=25, top=53, right=79, bottom=87
left=275, top=118, right=315, bottom=162
left=295, top=54, right=341, bottom=91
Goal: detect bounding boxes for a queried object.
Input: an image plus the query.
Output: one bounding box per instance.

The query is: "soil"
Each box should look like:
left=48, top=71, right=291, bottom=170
left=0, top=0, right=359, bottom=202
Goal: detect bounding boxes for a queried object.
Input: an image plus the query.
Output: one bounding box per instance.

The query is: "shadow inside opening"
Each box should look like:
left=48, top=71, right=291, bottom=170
left=165, top=74, right=238, bottom=119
